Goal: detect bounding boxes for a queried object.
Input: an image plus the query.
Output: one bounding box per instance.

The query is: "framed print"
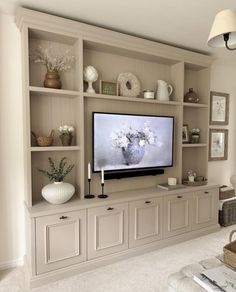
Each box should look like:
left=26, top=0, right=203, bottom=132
left=99, top=80, right=118, bottom=96
left=210, top=91, right=229, bottom=125
left=209, top=129, right=228, bottom=161
left=182, top=125, right=189, bottom=143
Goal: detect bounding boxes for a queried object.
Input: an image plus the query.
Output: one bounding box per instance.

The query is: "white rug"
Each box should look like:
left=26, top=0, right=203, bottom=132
left=0, top=225, right=235, bottom=292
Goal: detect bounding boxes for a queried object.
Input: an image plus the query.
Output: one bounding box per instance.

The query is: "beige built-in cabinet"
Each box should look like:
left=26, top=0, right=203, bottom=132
left=16, top=7, right=219, bottom=288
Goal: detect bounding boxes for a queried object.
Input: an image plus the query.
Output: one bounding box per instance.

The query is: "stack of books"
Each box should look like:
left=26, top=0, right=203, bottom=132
left=193, top=265, right=236, bottom=291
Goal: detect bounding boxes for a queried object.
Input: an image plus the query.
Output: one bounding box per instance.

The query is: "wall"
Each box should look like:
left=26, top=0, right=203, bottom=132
left=208, top=61, right=236, bottom=185
left=0, top=12, right=235, bottom=268
left=0, top=13, right=24, bottom=269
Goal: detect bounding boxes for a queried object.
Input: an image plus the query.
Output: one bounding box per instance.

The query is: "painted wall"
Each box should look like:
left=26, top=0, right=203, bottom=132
left=208, top=61, right=236, bottom=185
left=0, top=12, right=235, bottom=267
left=0, top=13, right=24, bottom=268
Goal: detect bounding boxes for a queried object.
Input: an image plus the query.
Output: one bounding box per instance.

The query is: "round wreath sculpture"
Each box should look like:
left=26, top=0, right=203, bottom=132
left=117, top=73, right=141, bottom=97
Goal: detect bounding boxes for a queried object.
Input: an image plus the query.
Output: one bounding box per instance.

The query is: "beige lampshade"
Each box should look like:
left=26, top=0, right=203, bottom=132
left=208, top=9, right=236, bottom=47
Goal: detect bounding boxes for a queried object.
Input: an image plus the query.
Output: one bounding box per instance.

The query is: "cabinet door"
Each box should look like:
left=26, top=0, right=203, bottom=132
left=192, top=188, right=219, bottom=230
left=164, top=193, right=191, bottom=238
left=88, top=203, right=128, bottom=259
left=36, top=210, right=86, bottom=274
left=129, top=197, right=163, bottom=248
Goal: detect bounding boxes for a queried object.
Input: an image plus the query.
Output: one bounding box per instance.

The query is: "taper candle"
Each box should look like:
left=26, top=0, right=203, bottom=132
left=101, top=168, right=104, bottom=183
left=88, top=162, right=91, bottom=179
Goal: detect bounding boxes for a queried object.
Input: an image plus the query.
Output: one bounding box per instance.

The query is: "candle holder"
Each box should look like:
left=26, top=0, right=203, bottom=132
left=98, top=183, right=108, bottom=199
left=84, top=179, right=95, bottom=199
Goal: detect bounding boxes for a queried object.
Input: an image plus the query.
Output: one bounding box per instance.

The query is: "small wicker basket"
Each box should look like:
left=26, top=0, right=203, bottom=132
left=223, top=230, right=236, bottom=269
left=31, top=130, right=55, bottom=147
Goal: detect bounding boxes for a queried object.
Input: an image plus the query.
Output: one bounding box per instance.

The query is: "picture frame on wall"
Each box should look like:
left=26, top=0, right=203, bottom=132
left=209, top=129, right=228, bottom=161
left=210, top=91, right=229, bottom=125
left=182, top=125, right=189, bottom=143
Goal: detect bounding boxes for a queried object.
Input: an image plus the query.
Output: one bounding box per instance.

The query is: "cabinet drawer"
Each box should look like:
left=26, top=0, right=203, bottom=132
left=164, top=193, right=191, bottom=238
left=192, top=188, right=219, bottom=230
left=88, top=202, right=128, bottom=259
left=36, top=210, right=86, bottom=274
left=129, top=197, right=163, bottom=248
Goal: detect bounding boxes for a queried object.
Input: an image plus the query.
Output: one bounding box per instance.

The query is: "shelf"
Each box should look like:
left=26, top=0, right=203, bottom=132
left=183, top=102, right=208, bottom=108
left=30, top=146, right=81, bottom=152
left=182, top=143, right=207, bottom=148
left=83, top=92, right=182, bottom=106
left=29, top=86, right=80, bottom=98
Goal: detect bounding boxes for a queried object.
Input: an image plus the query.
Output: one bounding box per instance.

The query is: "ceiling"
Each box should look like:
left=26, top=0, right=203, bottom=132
left=1, top=0, right=236, bottom=64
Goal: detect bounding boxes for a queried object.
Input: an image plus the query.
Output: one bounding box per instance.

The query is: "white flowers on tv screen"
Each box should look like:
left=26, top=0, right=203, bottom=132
left=93, top=113, right=174, bottom=172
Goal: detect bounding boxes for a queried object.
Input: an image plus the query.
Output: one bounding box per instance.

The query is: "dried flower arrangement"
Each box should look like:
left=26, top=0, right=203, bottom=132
left=31, top=46, right=75, bottom=72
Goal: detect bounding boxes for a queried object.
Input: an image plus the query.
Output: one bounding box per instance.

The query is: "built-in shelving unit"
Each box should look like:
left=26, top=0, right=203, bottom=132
left=16, top=7, right=214, bottom=288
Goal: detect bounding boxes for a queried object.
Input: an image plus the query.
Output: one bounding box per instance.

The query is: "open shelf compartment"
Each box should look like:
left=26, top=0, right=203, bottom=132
left=83, top=40, right=184, bottom=102
left=31, top=151, right=82, bottom=204
left=30, top=93, right=82, bottom=147
left=28, top=28, right=80, bottom=91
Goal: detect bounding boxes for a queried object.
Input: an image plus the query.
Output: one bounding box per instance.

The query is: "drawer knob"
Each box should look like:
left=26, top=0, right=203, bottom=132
left=107, top=207, right=114, bottom=211
left=177, top=195, right=183, bottom=199
left=145, top=201, right=151, bottom=204
left=204, top=191, right=209, bottom=194
left=59, top=216, right=68, bottom=220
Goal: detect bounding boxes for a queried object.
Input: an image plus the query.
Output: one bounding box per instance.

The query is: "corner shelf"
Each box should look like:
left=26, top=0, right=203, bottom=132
left=30, top=146, right=81, bottom=152
left=29, top=86, right=80, bottom=98
left=83, top=92, right=182, bottom=106
left=182, top=143, right=207, bottom=148
left=183, top=102, right=208, bottom=108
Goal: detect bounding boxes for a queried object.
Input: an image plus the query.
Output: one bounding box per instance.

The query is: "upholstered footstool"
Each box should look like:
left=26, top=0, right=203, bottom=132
left=167, top=257, right=223, bottom=292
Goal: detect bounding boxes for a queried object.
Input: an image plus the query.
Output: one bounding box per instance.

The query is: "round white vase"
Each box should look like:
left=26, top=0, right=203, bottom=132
left=42, top=182, right=75, bottom=204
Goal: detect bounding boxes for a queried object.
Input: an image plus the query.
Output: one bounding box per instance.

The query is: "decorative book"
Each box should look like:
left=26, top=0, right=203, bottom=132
left=157, top=183, right=186, bottom=191
left=194, top=265, right=236, bottom=292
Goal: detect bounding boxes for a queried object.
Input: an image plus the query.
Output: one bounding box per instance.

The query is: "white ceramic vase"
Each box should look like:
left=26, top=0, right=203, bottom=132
left=42, top=182, right=75, bottom=204
left=230, top=175, right=236, bottom=189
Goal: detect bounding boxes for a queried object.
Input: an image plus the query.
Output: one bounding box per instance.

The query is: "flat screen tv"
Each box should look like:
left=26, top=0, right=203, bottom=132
left=93, top=112, right=174, bottom=173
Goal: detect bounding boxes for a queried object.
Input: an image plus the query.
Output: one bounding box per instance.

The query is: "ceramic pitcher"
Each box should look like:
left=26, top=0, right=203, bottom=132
left=156, top=80, right=173, bottom=101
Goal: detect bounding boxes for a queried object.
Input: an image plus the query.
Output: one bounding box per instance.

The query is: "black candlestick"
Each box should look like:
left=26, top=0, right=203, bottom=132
left=84, top=178, right=95, bottom=199
left=98, top=183, right=108, bottom=199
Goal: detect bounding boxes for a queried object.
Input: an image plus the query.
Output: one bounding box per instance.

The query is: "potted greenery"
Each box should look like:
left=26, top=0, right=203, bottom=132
left=38, top=157, right=75, bottom=204
left=190, top=128, right=200, bottom=144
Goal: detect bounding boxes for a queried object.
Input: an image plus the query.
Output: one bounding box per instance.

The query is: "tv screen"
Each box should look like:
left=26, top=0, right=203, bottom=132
left=93, top=112, right=174, bottom=173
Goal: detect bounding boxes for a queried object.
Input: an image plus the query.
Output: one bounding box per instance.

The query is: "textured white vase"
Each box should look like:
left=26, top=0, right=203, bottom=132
left=42, top=182, right=75, bottom=204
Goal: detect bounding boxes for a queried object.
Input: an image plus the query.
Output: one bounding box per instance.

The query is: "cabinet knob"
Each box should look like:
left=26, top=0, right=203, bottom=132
left=204, top=191, right=209, bottom=194
left=145, top=201, right=151, bottom=204
left=107, top=207, right=114, bottom=211
left=59, top=216, right=68, bottom=220
left=177, top=195, right=183, bottom=199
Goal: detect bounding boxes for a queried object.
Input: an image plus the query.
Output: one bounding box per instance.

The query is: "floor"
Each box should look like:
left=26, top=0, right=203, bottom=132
left=0, top=225, right=235, bottom=292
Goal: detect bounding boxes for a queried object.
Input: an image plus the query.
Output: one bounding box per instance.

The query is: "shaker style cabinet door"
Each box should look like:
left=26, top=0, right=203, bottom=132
left=36, top=210, right=86, bottom=274
left=129, top=197, right=163, bottom=248
left=192, top=188, right=219, bottom=230
left=88, top=203, right=128, bottom=260
left=164, top=193, right=191, bottom=238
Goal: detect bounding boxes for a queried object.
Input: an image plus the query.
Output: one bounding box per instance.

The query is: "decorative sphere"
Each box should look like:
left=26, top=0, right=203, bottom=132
left=84, top=66, right=98, bottom=83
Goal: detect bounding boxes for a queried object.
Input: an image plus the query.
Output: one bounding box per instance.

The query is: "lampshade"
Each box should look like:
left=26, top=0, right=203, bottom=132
left=208, top=9, right=236, bottom=47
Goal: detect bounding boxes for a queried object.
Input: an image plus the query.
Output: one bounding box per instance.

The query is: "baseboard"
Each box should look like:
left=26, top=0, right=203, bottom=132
left=0, top=257, right=24, bottom=271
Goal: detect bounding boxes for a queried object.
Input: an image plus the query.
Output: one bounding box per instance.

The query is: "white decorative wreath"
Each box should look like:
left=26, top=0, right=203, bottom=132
left=117, top=73, right=141, bottom=97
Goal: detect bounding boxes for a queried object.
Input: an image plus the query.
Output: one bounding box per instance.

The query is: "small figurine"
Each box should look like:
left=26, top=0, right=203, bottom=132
left=84, top=65, right=98, bottom=93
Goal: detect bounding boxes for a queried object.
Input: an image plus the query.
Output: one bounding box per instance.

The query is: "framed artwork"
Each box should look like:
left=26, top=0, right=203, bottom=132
left=210, top=91, right=229, bottom=125
left=182, top=125, right=189, bottom=143
left=99, top=80, right=118, bottom=96
left=209, top=129, right=228, bottom=161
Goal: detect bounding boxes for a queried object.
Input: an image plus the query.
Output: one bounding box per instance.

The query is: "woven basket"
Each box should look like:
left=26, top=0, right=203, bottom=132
left=224, top=230, right=236, bottom=269
left=31, top=130, right=55, bottom=147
